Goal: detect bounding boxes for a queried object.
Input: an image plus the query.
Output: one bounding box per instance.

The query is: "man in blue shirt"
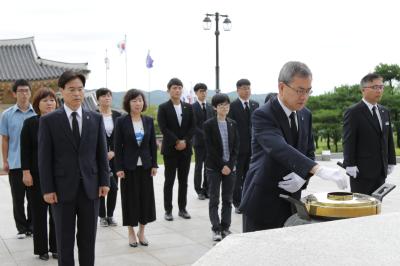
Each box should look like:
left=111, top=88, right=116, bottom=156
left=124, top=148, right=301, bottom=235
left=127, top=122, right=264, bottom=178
left=0, top=79, right=35, bottom=239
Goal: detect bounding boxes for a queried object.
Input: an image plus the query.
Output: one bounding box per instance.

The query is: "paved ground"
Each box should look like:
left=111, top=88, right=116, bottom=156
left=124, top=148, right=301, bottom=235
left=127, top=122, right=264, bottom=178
left=0, top=159, right=399, bottom=265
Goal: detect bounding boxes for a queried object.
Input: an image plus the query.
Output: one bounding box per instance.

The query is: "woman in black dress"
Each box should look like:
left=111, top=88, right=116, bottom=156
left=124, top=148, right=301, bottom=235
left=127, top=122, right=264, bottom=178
left=96, top=88, right=121, bottom=227
left=114, top=89, right=158, bottom=247
left=21, top=88, right=57, bottom=260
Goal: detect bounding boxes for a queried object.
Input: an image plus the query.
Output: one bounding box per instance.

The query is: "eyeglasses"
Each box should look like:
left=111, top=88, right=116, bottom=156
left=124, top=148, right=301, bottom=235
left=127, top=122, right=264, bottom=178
left=285, top=83, right=313, bottom=96
left=363, top=85, right=384, bottom=91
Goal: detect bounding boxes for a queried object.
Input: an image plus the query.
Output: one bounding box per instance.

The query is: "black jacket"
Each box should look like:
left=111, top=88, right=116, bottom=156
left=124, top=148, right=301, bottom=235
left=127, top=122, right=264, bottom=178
left=203, top=117, right=239, bottom=172
left=192, top=101, right=214, bottom=147
left=157, top=100, right=195, bottom=156
left=343, top=101, right=396, bottom=179
left=21, top=115, right=40, bottom=174
left=228, top=98, right=259, bottom=154
left=114, top=114, right=158, bottom=171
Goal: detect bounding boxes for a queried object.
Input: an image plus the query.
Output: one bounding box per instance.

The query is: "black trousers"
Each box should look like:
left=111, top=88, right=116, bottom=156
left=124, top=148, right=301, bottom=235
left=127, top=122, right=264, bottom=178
left=233, top=153, right=250, bottom=207
left=52, top=182, right=99, bottom=266
left=99, top=174, right=118, bottom=218
left=163, top=153, right=191, bottom=212
left=207, top=169, right=235, bottom=231
left=194, top=146, right=208, bottom=196
left=27, top=174, right=57, bottom=255
left=8, top=169, right=32, bottom=233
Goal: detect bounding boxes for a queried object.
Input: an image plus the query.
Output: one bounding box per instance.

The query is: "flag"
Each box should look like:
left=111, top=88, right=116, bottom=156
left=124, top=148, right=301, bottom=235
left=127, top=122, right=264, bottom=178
left=117, top=40, right=126, bottom=54
left=146, top=50, right=154, bottom=68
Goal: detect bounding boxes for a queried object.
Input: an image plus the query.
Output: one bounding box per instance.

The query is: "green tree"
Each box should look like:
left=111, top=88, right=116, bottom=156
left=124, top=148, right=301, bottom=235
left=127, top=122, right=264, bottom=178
left=374, top=63, right=400, bottom=89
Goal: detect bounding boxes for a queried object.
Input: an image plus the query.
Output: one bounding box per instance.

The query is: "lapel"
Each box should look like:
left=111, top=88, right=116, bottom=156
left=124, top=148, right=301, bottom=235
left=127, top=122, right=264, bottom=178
left=226, top=118, right=234, bottom=152
left=125, top=115, right=139, bottom=148
left=249, top=100, right=258, bottom=112
left=168, top=100, right=181, bottom=128
left=141, top=115, right=149, bottom=145
left=212, top=118, right=224, bottom=152
left=59, top=107, right=78, bottom=151
left=296, top=111, right=304, bottom=149
left=379, top=106, right=387, bottom=137
left=80, top=109, right=91, bottom=150
left=206, top=103, right=214, bottom=119
left=271, top=98, right=292, bottom=145
left=361, top=102, right=381, bottom=135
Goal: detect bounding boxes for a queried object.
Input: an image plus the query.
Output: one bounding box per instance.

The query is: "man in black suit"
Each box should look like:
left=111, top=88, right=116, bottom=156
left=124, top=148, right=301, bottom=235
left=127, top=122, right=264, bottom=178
left=192, top=83, right=214, bottom=200
left=240, top=61, right=348, bottom=232
left=38, top=71, right=110, bottom=266
left=343, top=73, right=396, bottom=195
left=157, top=78, right=195, bottom=221
left=228, top=79, right=259, bottom=213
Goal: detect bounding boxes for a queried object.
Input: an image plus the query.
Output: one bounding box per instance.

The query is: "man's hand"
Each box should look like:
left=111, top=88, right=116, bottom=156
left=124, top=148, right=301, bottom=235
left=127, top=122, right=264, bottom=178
left=221, top=166, right=231, bottom=176
left=175, top=140, right=186, bottom=151
left=388, top=165, right=396, bottom=175
left=99, top=186, right=110, bottom=197
left=107, top=151, right=115, bottom=161
left=116, top=171, right=125, bottom=178
left=151, top=168, right=157, bottom=176
left=2, top=161, right=9, bottom=173
left=22, top=170, right=33, bottom=187
left=43, top=192, right=58, bottom=204
left=315, top=166, right=348, bottom=190
left=278, top=172, right=306, bottom=193
left=345, top=166, right=359, bottom=178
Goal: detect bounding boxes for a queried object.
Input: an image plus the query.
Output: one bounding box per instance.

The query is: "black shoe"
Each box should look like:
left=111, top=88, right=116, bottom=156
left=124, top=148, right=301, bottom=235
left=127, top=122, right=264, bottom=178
left=25, top=230, right=33, bottom=237
left=164, top=212, right=173, bottom=221
left=221, top=229, right=232, bottom=238
left=205, top=194, right=210, bottom=199
left=212, top=230, right=222, bottom=241
left=234, top=207, right=242, bottom=214
left=39, top=253, right=49, bottom=261
left=198, top=193, right=206, bottom=200
left=178, top=210, right=191, bottom=219
left=107, top=217, right=118, bottom=226
left=129, top=242, right=138, bottom=248
left=52, top=253, right=58, bottom=259
left=137, top=233, right=149, bottom=246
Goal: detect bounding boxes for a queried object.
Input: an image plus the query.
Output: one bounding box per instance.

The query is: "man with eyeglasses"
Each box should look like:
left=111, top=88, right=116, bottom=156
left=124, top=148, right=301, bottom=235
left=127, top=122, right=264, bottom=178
left=0, top=79, right=35, bottom=239
left=343, top=73, right=396, bottom=195
left=240, top=61, right=348, bottom=232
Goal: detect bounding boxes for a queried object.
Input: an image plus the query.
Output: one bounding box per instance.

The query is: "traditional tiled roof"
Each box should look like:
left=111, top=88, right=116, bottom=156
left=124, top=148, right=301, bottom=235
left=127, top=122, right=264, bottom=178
left=0, top=37, right=90, bottom=81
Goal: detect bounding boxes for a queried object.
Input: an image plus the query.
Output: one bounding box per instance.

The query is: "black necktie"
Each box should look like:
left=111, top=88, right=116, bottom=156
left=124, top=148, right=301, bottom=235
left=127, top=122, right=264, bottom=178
left=202, top=103, right=207, bottom=121
left=72, top=112, right=80, bottom=146
left=289, top=112, right=298, bottom=147
left=244, top=102, right=250, bottom=122
left=372, top=106, right=381, bottom=132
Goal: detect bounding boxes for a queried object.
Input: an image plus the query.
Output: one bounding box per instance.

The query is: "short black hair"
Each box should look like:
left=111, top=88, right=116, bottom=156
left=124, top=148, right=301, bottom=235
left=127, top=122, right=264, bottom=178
left=12, top=79, right=31, bottom=93
left=58, top=71, right=86, bottom=89
left=211, top=93, right=230, bottom=108
left=236, top=78, right=251, bottom=88
left=32, top=87, right=57, bottom=114
left=96, top=88, right=112, bottom=100
left=193, top=83, right=207, bottom=92
left=360, top=73, right=383, bottom=88
left=122, top=89, right=147, bottom=113
left=167, top=78, right=183, bottom=90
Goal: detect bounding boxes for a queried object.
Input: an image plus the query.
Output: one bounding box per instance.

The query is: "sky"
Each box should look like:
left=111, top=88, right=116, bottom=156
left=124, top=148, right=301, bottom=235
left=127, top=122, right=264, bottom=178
left=2, top=0, right=400, bottom=96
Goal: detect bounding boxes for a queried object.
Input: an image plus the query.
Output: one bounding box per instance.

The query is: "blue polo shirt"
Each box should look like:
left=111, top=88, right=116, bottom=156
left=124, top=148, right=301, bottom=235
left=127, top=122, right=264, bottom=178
left=0, top=104, right=35, bottom=169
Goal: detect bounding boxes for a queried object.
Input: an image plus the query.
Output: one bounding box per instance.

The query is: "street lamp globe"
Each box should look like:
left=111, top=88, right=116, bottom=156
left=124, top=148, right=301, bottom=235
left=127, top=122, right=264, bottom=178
left=223, top=17, right=232, bottom=31
left=203, top=16, right=212, bottom=30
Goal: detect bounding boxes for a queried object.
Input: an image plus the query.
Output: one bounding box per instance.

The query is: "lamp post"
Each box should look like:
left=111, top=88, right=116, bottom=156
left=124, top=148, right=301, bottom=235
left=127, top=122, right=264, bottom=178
left=203, top=12, right=231, bottom=94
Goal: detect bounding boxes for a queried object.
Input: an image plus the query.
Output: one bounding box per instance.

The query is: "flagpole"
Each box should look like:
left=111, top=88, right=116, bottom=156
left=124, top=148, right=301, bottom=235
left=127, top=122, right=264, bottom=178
left=105, top=49, right=109, bottom=88
left=124, top=34, right=128, bottom=90
left=148, top=68, right=151, bottom=106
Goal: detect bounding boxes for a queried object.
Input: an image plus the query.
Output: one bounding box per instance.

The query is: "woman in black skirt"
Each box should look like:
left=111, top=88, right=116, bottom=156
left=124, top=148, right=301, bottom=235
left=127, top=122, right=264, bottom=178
left=21, top=88, right=57, bottom=260
left=114, top=89, right=158, bottom=247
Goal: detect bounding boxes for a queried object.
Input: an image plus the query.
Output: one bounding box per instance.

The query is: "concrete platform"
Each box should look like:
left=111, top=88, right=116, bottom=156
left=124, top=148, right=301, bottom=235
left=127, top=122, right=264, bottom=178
left=0, top=159, right=399, bottom=265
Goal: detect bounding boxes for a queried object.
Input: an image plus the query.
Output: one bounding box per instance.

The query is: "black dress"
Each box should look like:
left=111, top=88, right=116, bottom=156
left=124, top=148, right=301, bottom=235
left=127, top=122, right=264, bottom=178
left=114, top=114, right=157, bottom=226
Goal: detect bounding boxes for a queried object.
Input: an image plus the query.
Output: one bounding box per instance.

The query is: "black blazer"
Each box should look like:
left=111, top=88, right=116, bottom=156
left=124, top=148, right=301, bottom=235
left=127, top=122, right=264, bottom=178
left=228, top=98, right=259, bottom=154
left=239, top=97, right=316, bottom=228
left=343, top=101, right=396, bottom=179
left=203, top=117, right=239, bottom=172
left=38, top=107, right=110, bottom=202
left=192, top=101, right=214, bottom=147
left=157, top=100, right=195, bottom=156
left=21, top=115, right=40, bottom=174
left=114, top=114, right=158, bottom=171
left=96, top=110, right=121, bottom=151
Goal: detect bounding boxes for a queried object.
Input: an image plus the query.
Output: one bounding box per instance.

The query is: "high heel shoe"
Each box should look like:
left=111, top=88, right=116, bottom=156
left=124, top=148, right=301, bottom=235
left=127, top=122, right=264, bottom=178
left=137, top=233, right=149, bottom=246
left=128, top=233, right=138, bottom=247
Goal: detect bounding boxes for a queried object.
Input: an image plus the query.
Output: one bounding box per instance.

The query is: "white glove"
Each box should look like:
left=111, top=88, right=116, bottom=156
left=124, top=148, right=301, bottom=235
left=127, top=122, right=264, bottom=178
left=278, top=172, right=306, bottom=193
left=345, top=166, right=359, bottom=178
left=314, top=166, right=348, bottom=190
left=388, top=164, right=396, bottom=175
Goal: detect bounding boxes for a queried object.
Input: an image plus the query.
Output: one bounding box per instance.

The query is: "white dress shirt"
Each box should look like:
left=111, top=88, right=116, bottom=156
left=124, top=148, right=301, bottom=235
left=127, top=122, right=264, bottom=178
left=362, top=98, right=382, bottom=129
left=277, top=96, right=298, bottom=130
left=64, top=104, right=82, bottom=135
